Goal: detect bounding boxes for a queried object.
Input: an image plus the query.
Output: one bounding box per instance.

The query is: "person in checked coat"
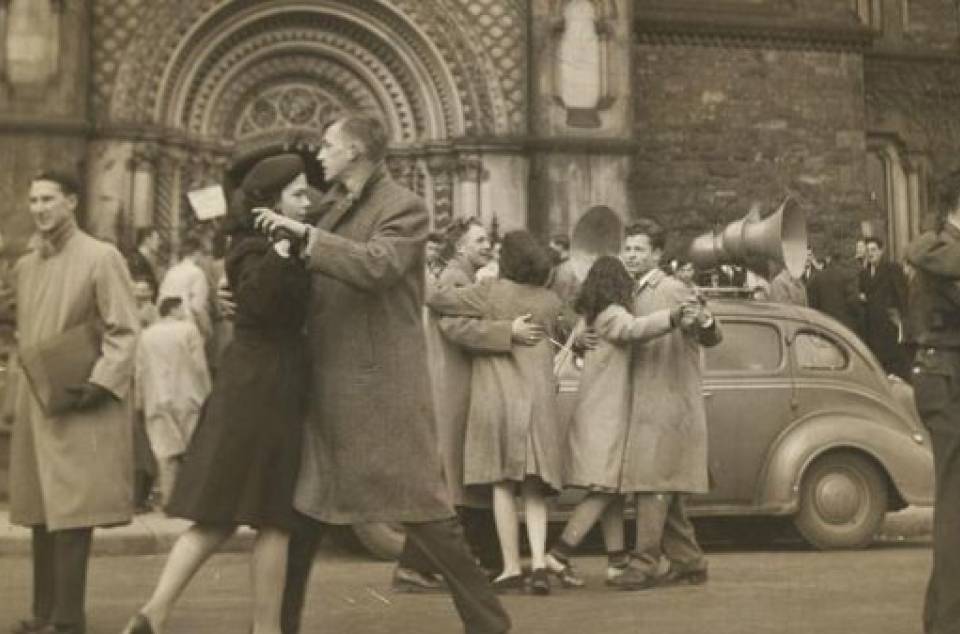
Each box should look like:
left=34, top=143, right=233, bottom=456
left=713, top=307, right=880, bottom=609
left=124, top=154, right=313, bottom=634
left=254, top=116, right=510, bottom=634
left=9, top=171, right=140, bottom=634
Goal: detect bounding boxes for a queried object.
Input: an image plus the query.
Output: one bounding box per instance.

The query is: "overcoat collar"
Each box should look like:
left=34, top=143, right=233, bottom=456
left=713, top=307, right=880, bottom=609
left=317, top=163, right=387, bottom=232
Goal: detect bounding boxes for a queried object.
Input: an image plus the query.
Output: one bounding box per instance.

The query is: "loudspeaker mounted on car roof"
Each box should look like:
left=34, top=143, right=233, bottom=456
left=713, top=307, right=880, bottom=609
left=689, top=197, right=808, bottom=279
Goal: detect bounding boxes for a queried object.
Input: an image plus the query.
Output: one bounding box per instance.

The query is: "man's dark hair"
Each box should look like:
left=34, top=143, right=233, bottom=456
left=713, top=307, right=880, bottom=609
left=864, top=236, right=884, bottom=249
left=158, top=296, right=182, bottom=317
left=31, top=170, right=82, bottom=199
left=575, top=255, right=634, bottom=325
left=441, top=217, right=482, bottom=261
left=624, top=218, right=667, bottom=252
left=551, top=234, right=571, bottom=251
left=339, top=115, right=389, bottom=163
left=179, top=231, right=206, bottom=256
left=136, top=227, right=158, bottom=248
left=499, top=230, right=553, bottom=286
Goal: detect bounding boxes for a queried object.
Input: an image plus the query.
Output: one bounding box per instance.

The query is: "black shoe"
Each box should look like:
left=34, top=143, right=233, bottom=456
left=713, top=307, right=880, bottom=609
left=658, top=565, right=708, bottom=586
left=490, top=573, right=526, bottom=594
left=10, top=618, right=49, bottom=634
left=545, top=552, right=585, bottom=588
left=391, top=566, right=447, bottom=594
left=123, top=613, right=155, bottom=634
left=605, top=565, right=657, bottom=591
left=527, top=568, right=551, bottom=595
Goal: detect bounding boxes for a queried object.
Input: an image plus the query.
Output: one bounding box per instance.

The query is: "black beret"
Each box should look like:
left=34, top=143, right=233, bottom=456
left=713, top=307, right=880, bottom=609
left=241, top=154, right=305, bottom=205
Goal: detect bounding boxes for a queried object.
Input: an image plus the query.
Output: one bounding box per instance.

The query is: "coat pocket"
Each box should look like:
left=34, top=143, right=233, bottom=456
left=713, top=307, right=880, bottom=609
left=912, top=349, right=957, bottom=421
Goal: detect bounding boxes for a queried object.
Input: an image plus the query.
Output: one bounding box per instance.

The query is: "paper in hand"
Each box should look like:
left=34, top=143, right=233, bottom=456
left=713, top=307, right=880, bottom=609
left=187, top=185, right=227, bottom=221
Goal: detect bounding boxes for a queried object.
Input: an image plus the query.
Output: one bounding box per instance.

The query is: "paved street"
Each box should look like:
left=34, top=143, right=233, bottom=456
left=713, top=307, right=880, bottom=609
left=0, top=534, right=931, bottom=634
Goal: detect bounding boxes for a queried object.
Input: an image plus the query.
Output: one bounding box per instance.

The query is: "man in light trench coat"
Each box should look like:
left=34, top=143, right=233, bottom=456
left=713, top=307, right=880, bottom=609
left=8, top=171, right=140, bottom=634
left=609, top=218, right=722, bottom=590
left=254, top=116, right=510, bottom=634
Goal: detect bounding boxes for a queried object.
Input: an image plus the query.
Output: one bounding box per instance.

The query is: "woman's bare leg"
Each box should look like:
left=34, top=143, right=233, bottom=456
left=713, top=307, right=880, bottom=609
left=492, top=482, right=522, bottom=580
left=135, top=524, right=235, bottom=632
left=251, top=527, right=289, bottom=634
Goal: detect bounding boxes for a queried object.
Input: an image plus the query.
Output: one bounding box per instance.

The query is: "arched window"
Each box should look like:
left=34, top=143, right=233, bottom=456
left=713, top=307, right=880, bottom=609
left=866, top=138, right=925, bottom=260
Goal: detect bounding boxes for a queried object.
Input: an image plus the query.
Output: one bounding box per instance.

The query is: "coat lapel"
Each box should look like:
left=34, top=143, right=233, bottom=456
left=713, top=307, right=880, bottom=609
left=316, top=168, right=387, bottom=232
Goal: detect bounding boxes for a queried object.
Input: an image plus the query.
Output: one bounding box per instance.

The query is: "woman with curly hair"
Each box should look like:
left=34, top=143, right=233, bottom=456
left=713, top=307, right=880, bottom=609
left=427, top=230, right=563, bottom=595
left=123, top=154, right=312, bottom=634
left=544, top=256, right=682, bottom=587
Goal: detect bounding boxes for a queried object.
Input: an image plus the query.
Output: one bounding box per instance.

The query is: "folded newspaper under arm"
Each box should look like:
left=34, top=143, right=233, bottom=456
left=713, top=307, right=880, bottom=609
left=18, top=322, right=102, bottom=417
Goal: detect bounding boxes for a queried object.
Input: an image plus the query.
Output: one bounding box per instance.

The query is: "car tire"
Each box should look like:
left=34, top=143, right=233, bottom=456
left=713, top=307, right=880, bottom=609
left=352, top=523, right=406, bottom=560
left=794, top=452, right=887, bottom=550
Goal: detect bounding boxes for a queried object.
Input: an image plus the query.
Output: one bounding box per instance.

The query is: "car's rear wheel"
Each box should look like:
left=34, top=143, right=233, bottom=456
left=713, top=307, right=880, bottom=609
left=352, top=523, right=405, bottom=560
left=794, top=452, right=887, bottom=550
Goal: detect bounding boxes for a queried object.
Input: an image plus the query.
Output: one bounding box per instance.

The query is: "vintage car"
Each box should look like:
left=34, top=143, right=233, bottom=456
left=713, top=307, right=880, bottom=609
left=352, top=297, right=934, bottom=558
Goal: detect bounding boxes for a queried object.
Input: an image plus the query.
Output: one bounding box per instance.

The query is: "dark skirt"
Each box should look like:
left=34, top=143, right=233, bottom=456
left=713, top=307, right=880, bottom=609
left=166, top=330, right=307, bottom=530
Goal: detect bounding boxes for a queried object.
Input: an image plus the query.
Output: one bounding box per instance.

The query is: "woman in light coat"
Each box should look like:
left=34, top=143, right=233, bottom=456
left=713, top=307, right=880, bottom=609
left=544, top=256, right=679, bottom=585
left=427, top=230, right=563, bottom=595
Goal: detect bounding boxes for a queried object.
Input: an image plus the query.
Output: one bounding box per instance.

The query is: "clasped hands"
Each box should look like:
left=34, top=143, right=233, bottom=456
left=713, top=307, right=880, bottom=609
left=252, top=208, right=310, bottom=257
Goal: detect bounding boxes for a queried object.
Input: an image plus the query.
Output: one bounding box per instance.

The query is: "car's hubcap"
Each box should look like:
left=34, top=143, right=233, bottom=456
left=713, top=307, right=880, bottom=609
left=815, top=471, right=862, bottom=524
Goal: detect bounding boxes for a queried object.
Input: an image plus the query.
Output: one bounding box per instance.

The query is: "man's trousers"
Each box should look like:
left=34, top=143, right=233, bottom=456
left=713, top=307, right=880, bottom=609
left=281, top=512, right=510, bottom=634
left=29, top=526, right=93, bottom=632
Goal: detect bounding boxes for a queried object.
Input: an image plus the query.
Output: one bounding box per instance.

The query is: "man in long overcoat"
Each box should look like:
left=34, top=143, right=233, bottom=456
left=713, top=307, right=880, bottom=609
left=807, top=250, right=863, bottom=333
left=257, top=117, right=509, bottom=634
left=611, top=218, right=721, bottom=590
left=859, top=237, right=909, bottom=378
left=8, top=171, right=140, bottom=634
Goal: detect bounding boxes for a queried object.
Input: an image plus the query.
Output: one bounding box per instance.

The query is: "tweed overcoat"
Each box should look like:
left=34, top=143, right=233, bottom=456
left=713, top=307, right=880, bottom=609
left=621, top=270, right=721, bottom=494
left=428, top=278, right=565, bottom=493
left=564, top=304, right=674, bottom=491
left=294, top=168, right=455, bottom=523
left=9, top=229, right=140, bottom=530
left=424, top=256, right=512, bottom=507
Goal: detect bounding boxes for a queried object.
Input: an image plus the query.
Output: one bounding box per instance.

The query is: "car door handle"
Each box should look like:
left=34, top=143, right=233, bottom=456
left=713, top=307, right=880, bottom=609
left=703, top=391, right=714, bottom=398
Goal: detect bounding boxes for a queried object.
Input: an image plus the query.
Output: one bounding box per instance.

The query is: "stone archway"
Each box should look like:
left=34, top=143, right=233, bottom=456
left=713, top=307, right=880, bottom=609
left=90, top=0, right=529, bottom=247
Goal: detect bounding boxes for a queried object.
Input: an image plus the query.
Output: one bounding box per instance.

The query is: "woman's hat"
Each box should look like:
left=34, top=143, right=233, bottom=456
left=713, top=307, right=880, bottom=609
left=241, top=153, right=305, bottom=205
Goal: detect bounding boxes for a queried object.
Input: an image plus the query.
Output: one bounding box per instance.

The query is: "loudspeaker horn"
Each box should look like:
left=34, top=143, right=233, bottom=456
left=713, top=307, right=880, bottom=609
left=689, top=197, right=808, bottom=278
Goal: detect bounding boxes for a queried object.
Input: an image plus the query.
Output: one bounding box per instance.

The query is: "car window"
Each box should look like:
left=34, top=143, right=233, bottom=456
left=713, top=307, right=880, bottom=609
left=794, top=330, right=848, bottom=371
left=703, top=321, right=782, bottom=373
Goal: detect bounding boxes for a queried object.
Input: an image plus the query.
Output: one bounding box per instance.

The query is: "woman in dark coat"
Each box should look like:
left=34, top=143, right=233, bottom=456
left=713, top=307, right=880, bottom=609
left=124, top=155, right=311, bottom=634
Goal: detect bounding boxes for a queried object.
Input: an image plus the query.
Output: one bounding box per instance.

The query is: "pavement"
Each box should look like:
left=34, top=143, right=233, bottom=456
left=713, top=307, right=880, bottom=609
left=0, top=505, right=933, bottom=557
left=0, top=509, right=256, bottom=556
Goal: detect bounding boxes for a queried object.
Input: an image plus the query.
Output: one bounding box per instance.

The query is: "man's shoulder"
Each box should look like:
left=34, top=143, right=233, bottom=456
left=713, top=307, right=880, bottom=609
left=369, top=173, right=424, bottom=209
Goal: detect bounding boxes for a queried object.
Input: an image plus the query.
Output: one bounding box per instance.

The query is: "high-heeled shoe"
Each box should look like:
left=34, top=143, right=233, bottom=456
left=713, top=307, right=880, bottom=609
left=122, top=613, right=155, bottom=634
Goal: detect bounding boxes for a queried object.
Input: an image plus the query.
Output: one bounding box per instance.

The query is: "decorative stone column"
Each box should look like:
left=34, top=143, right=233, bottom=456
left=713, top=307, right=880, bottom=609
left=426, top=147, right=457, bottom=228
left=130, top=142, right=158, bottom=230
left=529, top=0, right=634, bottom=252
left=85, top=139, right=134, bottom=245
left=456, top=152, right=486, bottom=221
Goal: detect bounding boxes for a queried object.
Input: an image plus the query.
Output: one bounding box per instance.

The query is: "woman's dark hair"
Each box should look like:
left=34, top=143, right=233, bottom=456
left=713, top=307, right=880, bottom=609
left=499, top=230, right=553, bottom=286
left=574, top=256, right=635, bottom=325
left=441, top=216, right=482, bottom=261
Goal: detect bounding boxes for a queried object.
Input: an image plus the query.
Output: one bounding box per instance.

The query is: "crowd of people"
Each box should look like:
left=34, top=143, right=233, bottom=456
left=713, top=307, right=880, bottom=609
left=5, top=114, right=960, bottom=634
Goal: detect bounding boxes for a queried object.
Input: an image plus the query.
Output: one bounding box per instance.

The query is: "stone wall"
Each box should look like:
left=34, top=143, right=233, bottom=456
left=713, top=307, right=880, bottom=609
left=633, top=41, right=870, bottom=258
left=903, top=0, right=960, bottom=52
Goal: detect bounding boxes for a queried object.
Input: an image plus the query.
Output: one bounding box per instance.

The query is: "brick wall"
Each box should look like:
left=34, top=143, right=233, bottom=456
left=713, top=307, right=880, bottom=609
left=633, top=42, right=871, bottom=258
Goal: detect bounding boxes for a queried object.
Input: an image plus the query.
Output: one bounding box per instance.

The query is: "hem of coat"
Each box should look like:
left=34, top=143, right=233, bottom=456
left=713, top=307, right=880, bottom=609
left=293, top=504, right=456, bottom=525
left=621, top=486, right=709, bottom=495
left=465, top=475, right=562, bottom=496
left=9, top=511, right=133, bottom=532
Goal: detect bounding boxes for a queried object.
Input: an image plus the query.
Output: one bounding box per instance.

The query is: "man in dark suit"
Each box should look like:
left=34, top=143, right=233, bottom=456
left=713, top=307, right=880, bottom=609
left=859, top=237, right=909, bottom=378
left=807, top=249, right=863, bottom=333
left=254, top=116, right=510, bottom=634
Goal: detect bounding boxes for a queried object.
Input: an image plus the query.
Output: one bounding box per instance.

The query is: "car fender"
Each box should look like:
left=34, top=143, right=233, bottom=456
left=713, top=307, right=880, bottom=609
left=757, top=412, right=934, bottom=513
